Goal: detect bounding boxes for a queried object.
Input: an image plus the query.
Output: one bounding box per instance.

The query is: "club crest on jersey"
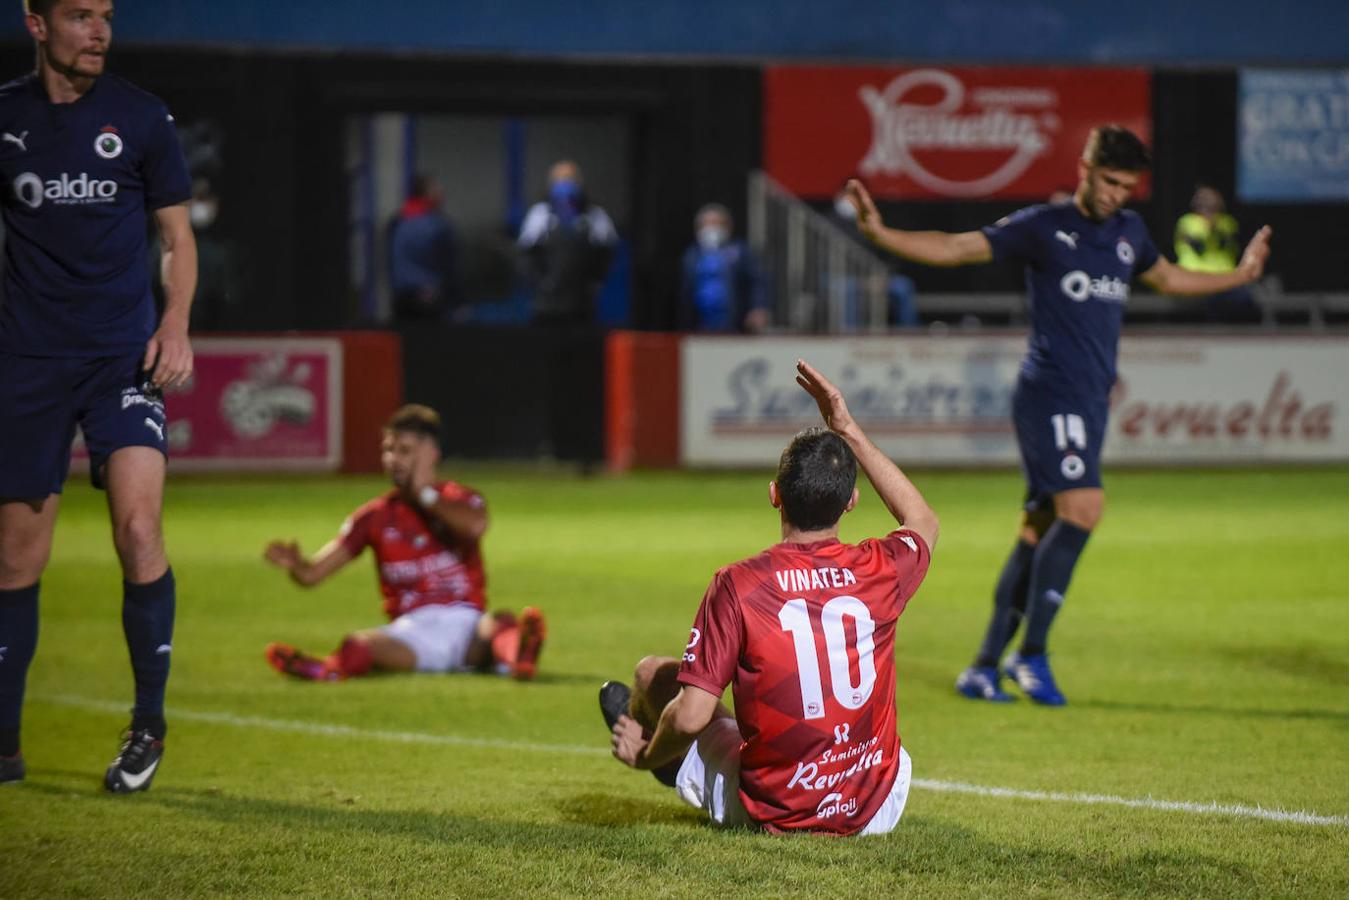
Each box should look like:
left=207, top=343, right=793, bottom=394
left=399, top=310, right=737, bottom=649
left=95, top=126, right=124, bottom=160
left=1116, top=239, right=1135, bottom=265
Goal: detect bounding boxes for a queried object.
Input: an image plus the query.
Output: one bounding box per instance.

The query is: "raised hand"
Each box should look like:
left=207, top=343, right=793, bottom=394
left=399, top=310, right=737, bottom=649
left=845, top=178, right=882, bottom=240
left=1238, top=225, right=1273, bottom=282
left=795, top=358, right=856, bottom=436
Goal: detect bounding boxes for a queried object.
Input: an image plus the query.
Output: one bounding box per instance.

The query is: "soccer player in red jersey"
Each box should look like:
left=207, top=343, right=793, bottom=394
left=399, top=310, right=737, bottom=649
left=604, top=360, right=939, bottom=835
left=262, top=405, right=546, bottom=681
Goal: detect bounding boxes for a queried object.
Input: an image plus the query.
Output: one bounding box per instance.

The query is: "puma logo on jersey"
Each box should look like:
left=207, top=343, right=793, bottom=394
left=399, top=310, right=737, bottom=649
left=899, top=535, right=918, bottom=553
left=144, top=417, right=165, bottom=441
left=1054, top=230, right=1078, bottom=250
left=3, top=130, right=28, bottom=152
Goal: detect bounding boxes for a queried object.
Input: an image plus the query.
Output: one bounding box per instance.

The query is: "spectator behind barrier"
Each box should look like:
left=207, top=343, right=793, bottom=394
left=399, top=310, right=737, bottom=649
left=517, top=160, right=618, bottom=326
left=678, top=203, right=769, bottom=333
left=389, top=173, right=460, bottom=323
left=1173, top=185, right=1261, bottom=324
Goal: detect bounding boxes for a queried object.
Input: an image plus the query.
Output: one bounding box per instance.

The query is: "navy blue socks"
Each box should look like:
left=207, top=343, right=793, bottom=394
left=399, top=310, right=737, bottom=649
left=974, top=540, right=1035, bottom=668
left=1020, top=521, right=1092, bottom=657
left=123, top=568, right=175, bottom=739
left=0, top=582, right=39, bottom=757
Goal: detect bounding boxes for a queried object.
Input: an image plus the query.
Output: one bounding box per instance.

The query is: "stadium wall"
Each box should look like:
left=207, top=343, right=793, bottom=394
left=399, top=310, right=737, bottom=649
left=607, top=332, right=1349, bottom=469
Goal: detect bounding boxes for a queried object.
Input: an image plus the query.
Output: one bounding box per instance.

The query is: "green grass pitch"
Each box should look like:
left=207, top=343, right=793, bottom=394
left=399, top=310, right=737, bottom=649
left=4, top=465, right=1348, bottom=897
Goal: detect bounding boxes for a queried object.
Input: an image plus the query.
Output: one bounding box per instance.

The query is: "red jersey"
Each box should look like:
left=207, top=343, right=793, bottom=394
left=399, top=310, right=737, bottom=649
left=338, top=481, right=488, bottom=619
left=677, top=529, right=931, bottom=835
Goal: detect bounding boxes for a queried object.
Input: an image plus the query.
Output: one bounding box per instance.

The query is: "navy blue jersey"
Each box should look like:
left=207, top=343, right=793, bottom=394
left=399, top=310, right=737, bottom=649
left=982, top=202, right=1159, bottom=400
left=0, top=73, right=191, bottom=357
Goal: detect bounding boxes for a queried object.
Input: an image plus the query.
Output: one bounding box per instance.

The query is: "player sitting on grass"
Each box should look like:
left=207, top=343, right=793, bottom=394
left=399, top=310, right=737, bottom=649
left=601, top=360, right=938, bottom=835
left=262, top=405, right=545, bottom=681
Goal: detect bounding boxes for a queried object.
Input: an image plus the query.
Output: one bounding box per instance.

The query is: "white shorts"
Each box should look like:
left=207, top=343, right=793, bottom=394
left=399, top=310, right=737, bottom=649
left=379, top=603, right=484, bottom=672
left=674, top=717, right=913, bottom=836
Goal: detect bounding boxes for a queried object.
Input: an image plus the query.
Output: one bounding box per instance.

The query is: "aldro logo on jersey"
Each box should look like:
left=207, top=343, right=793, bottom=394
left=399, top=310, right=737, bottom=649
left=1059, top=270, right=1129, bottom=304
left=13, top=171, right=119, bottom=209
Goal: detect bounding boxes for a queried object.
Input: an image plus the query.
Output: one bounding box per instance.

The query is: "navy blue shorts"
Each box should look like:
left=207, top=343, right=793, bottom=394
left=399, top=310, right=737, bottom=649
left=0, top=353, right=168, bottom=498
left=1011, top=376, right=1107, bottom=513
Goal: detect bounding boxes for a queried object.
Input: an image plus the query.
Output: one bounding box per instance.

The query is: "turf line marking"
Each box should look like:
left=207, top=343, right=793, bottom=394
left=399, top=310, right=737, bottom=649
left=908, top=779, right=1348, bottom=828
left=37, top=692, right=603, bottom=757
left=37, top=693, right=1347, bottom=827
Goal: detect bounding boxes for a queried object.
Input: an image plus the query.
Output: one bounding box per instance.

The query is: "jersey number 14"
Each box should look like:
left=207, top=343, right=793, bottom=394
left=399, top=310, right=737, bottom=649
left=778, top=596, right=877, bottom=720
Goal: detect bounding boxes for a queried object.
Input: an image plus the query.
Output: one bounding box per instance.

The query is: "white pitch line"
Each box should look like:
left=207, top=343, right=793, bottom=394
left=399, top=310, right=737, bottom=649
left=37, top=693, right=603, bottom=757
left=909, top=779, right=1349, bottom=828
left=36, top=693, right=1348, bottom=828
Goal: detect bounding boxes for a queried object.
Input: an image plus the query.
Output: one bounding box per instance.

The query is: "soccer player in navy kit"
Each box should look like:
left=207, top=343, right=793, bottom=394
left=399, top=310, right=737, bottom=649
left=0, top=0, right=196, bottom=790
left=847, top=126, right=1271, bottom=705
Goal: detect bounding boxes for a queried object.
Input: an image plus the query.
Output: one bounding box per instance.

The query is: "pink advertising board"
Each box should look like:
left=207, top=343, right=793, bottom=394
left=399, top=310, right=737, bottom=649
left=74, top=337, right=344, bottom=472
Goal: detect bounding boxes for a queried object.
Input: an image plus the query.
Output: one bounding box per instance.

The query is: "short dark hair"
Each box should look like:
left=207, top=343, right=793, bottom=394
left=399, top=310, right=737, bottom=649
left=775, top=427, right=857, bottom=531
left=385, top=404, right=442, bottom=447
left=25, top=0, right=57, bottom=17
left=1084, top=125, right=1152, bottom=172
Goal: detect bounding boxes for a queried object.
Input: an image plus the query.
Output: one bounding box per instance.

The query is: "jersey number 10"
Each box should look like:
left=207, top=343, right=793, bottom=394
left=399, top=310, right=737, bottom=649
left=778, top=596, right=877, bottom=720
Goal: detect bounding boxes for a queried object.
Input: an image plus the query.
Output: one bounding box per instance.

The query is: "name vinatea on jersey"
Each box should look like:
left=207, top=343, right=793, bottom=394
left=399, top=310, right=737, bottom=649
left=12, top=171, right=119, bottom=208
left=774, top=566, right=859, bottom=593
left=1059, top=270, right=1130, bottom=304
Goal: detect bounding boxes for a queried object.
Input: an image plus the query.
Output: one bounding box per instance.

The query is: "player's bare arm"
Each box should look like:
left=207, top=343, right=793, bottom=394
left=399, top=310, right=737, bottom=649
left=796, top=359, right=940, bottom=550
left=416, top=488, right=489, bottom=541
left=612, top=684, right=720, bottom=770
left=846, top=178, right=993, bottom=267
left=263, top=538, right=354, bottom=588
left=1140, top=225, right=1272, bottom=297
left=146, top=203, right=198, bottom=389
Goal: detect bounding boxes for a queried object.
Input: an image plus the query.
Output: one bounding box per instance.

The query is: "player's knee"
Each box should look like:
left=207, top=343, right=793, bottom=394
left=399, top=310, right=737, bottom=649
left=633, top=655, right=669, bottom=691
left=1058, top=502, right=1103, bottom=531
left=112, top=511, right=165, bottom=577
left=0, top=532, right=50, bottom=585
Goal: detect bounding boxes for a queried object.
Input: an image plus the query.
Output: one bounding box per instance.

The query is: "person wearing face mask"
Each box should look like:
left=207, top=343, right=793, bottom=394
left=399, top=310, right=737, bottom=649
left=679, top=203, right=769, bottom=333
left=180, top=177, right=245, bottom=332
left=517, top=160, right=618, bottom=326
left=830, top=184, right=919, bottom=328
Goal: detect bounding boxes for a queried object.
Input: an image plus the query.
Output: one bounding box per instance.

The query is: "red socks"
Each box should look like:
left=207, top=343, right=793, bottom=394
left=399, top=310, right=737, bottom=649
left=330, top=637, right=374, bottom=678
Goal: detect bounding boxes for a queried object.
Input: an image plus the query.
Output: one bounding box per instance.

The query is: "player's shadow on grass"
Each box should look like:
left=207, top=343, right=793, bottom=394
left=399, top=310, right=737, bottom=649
left=1219, top=644, right=1349, bottom=687
left=556, top=791, right=705, bottom=828
left=17, top=782, right=1275, bottom=893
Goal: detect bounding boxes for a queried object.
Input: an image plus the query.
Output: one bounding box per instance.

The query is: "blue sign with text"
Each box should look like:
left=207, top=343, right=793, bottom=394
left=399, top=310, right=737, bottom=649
left=1239, top=69, right=1349, bottom=202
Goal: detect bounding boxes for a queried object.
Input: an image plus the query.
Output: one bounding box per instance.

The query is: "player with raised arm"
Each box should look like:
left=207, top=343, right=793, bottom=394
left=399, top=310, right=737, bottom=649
left=0, top=0, right=196, bottom=791
left=600, top=360, right=938, bottom=835
left=846, top=125, right=1271, bottom=705
left=262, top=405, right=547, bottom=682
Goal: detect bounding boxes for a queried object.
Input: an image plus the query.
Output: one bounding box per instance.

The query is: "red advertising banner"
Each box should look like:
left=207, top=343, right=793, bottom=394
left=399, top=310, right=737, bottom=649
left=74, top=337, right=343, bottom=472
left=764, top=66, right=1151, bottom=200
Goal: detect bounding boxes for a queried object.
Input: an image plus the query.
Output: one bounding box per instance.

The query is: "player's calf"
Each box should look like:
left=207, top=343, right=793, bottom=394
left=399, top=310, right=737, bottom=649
left=510, top=607, right=547, bottom=681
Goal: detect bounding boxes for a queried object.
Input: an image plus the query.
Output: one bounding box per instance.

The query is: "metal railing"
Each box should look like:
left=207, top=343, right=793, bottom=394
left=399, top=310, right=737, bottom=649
left=748, top=170, right=891, bottom=333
